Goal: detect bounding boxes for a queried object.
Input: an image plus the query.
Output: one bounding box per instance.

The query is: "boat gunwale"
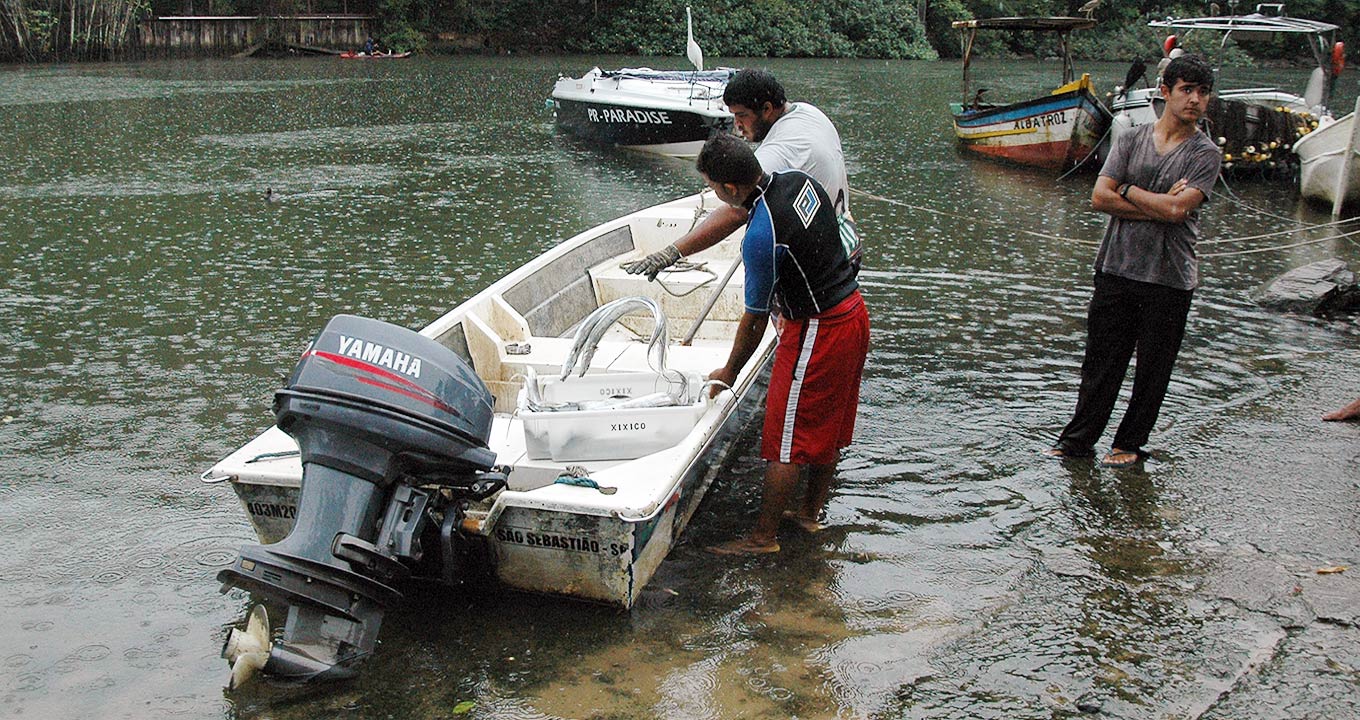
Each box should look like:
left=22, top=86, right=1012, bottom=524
left=950, top=84, right=1112, bottom=127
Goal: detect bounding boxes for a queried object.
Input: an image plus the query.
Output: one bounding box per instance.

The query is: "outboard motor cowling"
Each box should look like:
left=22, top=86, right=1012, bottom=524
left=218, top=314, right=503, bottom=685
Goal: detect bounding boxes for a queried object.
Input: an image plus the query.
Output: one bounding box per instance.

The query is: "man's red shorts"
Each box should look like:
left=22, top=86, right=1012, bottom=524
left=762, top=290, right=869, bottom=465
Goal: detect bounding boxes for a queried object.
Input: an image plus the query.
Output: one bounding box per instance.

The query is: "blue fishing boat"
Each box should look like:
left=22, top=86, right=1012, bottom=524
left=950, top=17, right=1112, bottom=172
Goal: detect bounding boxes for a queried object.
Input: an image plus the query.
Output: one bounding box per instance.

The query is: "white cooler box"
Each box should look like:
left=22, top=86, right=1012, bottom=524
left=519, top=371, right=707, bottom=462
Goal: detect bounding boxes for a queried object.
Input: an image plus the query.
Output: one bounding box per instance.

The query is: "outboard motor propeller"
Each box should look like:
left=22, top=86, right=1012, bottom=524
left=219, top=314, right=505, bottom=685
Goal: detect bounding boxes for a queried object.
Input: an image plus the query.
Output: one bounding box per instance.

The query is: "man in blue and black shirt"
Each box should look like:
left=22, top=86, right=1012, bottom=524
left=696, top=132, right=870, bottom=556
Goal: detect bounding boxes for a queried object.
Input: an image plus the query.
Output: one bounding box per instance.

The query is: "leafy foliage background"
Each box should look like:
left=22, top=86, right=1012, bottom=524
left=2, top=0, right=1357, bottom=63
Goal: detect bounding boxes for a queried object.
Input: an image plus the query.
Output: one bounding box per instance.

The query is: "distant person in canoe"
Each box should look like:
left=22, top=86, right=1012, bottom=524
left=1046, top=54, right=1221, bottom=469
left=623, top=68, right=858, bottom=281
left=363, top=36, right=375, bottom=55
left=689, top=132, right=869, bottom=556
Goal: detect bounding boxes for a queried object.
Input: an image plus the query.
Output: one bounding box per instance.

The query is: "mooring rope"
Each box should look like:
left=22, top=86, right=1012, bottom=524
left=1212, top=172, right=1311, bottom=224
left=854, top=178, right=1360, bottom=258
left=1202, top=224, right=1360, bottom=257
left=850, top=187, right=1098, bottom=245
left=1198, top=215, right=1360, bottom=245
left=1055, top=124, right=1113, bottom=183
left=1197, top=173, right=1360, bottom=256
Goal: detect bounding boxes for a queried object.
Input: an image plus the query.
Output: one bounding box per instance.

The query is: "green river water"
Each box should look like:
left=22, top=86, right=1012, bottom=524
left=2, top=54, right=1359, bottom=719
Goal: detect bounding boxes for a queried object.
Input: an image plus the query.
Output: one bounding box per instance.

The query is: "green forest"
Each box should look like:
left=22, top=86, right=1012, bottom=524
left=1, top=0, right=1357, bottom=64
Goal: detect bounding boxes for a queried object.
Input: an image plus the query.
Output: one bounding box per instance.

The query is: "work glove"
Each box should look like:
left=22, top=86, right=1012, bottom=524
left=622, top=244, right=682, bottom=281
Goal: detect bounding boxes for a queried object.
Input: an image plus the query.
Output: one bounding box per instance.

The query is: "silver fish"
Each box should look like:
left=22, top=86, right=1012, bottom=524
left=561, top=297, right=668, bottom=379
left=609, top=391, right=680, bottom=409
left=578, top=297, right=665, bottom=377
left=558, top=298, right=626, bottom=381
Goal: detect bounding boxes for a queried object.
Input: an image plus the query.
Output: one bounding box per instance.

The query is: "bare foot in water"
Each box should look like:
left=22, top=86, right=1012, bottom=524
left=1323, top=397, right=1360, bottom=421
left=781, top=510, right=824, bottom=534
left=1100, top=448, right=1143, bottom=468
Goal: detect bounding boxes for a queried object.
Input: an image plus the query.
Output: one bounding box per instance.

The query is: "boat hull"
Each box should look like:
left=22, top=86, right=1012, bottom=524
left=951, top=77, right=1111, bottom=171
left=338, top=51, right=411, bottom=59
left=553, top=97, right=731, bottom=156
left=1296, top=108, right=1360, bottom=215
left=486, top=369, right=765, bottom=603
left=206, top=191, right=775, bottom=609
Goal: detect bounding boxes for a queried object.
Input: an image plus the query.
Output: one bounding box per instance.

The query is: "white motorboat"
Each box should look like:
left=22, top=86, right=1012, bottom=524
left=549, top=8, right=733, bottom=157
left=206, top=190, right=774, bottom=684
left=550, top=67, right=735, bottom=157
left=1295, top=97, right=1360, bottom=215
left=1106, top=6, right=1343, bottom=173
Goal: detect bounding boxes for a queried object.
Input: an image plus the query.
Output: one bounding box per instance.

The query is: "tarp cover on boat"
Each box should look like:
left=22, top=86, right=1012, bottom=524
left=600, top=68, right=736, bottom=82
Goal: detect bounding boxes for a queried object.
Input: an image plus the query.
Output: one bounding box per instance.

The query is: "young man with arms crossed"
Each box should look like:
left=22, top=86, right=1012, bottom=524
left=1047, top=55, right=1222, bottom=468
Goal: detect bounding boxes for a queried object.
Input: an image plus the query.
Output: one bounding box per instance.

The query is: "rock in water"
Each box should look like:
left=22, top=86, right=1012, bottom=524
left=1253, top=258, right=1360, bottom=316
left=1076, top=691, right=1103, bottom=713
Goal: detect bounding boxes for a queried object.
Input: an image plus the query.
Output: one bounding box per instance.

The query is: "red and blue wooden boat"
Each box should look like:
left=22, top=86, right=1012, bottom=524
left=949, top=17, right=1112, bottom=172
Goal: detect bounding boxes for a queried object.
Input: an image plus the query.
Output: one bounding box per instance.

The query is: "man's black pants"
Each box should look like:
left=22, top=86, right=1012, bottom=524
left=1054, top=272, right=1194, bottom=457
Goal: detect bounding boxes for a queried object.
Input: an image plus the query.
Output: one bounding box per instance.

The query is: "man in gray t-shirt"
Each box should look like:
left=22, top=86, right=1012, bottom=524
left=623, top=68, right=856, bottom=279
left=1047, top=55, right=1222, bottom=468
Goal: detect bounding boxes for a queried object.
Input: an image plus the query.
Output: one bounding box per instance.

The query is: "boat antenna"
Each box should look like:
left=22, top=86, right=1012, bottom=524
left=686, top=6, right=704, bottom=72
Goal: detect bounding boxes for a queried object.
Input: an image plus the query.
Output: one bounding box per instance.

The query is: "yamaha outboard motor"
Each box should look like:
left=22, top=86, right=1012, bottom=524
left=218, top=315, right=506, bottom=685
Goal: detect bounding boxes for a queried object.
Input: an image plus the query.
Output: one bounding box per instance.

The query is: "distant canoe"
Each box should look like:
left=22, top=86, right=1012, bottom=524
left=339, top=51, right=412, bottom=59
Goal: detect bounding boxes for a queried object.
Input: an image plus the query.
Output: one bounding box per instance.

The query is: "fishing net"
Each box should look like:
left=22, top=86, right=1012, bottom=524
left=1204, top=96, right=1316, bottom=178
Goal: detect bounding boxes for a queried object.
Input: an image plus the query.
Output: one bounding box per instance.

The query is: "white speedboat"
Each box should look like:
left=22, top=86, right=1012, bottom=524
left=549, top=8, right=733, bottom=157
left=207, top=190, right=773, bottom=685
left=551, top=67, right=734, bottom=157
left=1106, top=6, right=1343, bottom=173
left=1296, top=98, right=1360, bottom=215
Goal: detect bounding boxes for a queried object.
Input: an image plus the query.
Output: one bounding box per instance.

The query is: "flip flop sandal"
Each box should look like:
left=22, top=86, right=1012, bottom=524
left=705, top=538, right=780, bottom=556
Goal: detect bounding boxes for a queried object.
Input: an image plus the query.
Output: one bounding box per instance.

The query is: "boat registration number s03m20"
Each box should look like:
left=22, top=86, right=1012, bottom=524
left=587, top=107, right=674, bottom=125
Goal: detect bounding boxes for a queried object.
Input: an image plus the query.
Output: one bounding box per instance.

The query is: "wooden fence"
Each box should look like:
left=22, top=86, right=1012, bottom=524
left=137, top=15, right=375, bottom=57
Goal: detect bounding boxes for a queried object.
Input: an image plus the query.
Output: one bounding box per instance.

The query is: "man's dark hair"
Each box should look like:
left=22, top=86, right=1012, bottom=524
left=1163, top=54, right=1214, bottom=91
left=696, top=132, right=763, bottom=185
left=722, top=68, right=787, bottom=111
